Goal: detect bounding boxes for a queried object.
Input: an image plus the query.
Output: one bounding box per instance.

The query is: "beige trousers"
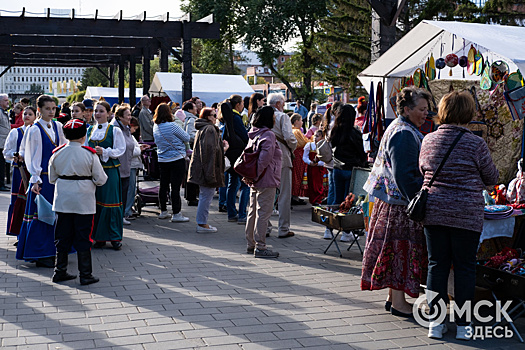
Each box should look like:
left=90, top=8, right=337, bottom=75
left=245, top=187, right=277, bottom=250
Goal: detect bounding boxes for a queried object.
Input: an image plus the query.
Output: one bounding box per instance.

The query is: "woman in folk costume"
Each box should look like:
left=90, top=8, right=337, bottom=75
left=290, top=113, right=310, bottom=204
left=17, top=95, right=66, bottom=267
left=4, top=106, right=36, bottom=236
left=86, top=101, right=126, bottom=250
left=302, top=129, right=328, bottom=205
left=507, top=158, right=525, bottom=207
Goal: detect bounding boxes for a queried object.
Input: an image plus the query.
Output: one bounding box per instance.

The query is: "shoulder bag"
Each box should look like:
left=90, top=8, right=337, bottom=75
left=406, top=130, right=465, bottom=222
left=234, top=136, right=262, bottom=181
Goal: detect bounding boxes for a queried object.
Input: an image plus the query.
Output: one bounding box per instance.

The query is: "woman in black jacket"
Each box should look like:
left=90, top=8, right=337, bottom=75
left=329, top=104, right=367, bottom=205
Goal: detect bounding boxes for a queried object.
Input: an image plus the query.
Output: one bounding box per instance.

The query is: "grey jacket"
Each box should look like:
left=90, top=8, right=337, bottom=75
left=0, top=108, right=10, bottom=147
left=138, top=107, right=154, bottom=142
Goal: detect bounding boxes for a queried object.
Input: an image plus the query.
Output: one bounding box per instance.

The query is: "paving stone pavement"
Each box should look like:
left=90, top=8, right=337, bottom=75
left=0, top=188, right=523, bottom=349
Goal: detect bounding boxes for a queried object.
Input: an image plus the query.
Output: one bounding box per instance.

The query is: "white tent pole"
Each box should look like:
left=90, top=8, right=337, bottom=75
left=383, top=29, right=445, bottom=78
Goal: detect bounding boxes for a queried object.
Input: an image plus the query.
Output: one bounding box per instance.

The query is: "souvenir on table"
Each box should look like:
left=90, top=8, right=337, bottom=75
left=480, top=60, right=493, bottom=90
left=507, top=159, right=525, bottom=205
left=506, top=71, right=523, bottom=91
left=474, top=50, right=484, bottom=76
left=467, top=45, right=476, bottom=75
left=490, top=60, right=509, bottom=85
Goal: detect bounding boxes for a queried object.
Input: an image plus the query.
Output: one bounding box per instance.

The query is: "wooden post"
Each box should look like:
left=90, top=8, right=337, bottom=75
left=181, top=22, right=192, bottom=103
left=118, top=58, right=125, bottom=104
left=143, top=48, right=151, bottom=96
left=160, top=43, right=168, bottom=72
left=109, top=65, right=115, bottom=87
left=129, top=55, right=136, bottom=107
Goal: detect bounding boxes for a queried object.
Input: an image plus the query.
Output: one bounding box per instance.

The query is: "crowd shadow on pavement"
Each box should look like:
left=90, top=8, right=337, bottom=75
left=0, top=193, right=522, bottom=349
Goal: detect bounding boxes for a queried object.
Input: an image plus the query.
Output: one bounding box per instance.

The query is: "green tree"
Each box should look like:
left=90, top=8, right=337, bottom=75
left=238, top=0, right=328, bottom=107
left=482, top=0, right=525, bottom=25
left=25, top=83, right=45, bottom=94
left=80, top=67, right=110, bottom=90
left=317, top=0, right=371, bottom=95
left=182, top=0, right=240, bottom=74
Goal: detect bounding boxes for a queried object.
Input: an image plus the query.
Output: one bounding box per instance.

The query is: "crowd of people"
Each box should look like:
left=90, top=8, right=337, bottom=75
left=1, top=87, right=498, bottom=341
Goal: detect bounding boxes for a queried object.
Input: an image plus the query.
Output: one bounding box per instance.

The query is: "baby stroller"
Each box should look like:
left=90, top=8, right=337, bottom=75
left=133, top=145, right=169, bottom=215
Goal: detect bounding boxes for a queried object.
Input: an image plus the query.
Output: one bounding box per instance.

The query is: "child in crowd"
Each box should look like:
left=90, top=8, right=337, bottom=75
left=17, top=95, right=66, bottom=267
left=48, top=119, right=108, bottom=285
left=302, top=129, right=328, bottom=205
left=305, top=114, right=322, bottom=139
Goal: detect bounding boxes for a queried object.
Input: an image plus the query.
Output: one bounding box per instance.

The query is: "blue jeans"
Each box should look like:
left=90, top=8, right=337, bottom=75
left=326, top=168, right=335, bottom=205
left=424, top=225, right=481, bottom=325
left=218, top=171, right=230, bottom=207
left=226, top=170, right=250, bottom=220
left=333, top=168, right=352, bottom=205
left=196, top=186, right=216, bottom=225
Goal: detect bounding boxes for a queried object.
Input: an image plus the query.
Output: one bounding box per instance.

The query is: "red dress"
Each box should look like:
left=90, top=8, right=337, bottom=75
left=292, top=147, right=306, bottom=197
left=306, top=150, right=327, bottom=205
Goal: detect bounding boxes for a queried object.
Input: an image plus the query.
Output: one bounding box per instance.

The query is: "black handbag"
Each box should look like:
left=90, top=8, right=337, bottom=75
left=406, top=130, right=465, bottom=222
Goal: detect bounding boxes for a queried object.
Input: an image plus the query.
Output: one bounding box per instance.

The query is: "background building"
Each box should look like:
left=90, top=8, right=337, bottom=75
left=0, top=66, right=85, bottom=97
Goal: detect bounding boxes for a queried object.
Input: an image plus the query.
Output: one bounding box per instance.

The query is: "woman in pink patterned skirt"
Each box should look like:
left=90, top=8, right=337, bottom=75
left=361, top=87, right=431, bottom=318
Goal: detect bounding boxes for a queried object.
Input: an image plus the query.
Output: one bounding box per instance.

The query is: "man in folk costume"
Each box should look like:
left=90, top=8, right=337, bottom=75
left=17, top=95, right=66, bottom=267
left=49, top=119, right=107, bottom=285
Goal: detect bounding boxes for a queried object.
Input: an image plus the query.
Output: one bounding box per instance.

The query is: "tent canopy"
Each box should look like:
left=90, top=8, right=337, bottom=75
left=358, top=21, right=525, bottom=119
left=149, top=73, right=255, bottom=106
left=85, top=87, right=143, bottom=105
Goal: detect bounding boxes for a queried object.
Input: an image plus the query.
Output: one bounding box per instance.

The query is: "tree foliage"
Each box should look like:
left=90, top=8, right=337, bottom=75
left=317, top=0, right=371, bottom=94
left=483, top=0, right=525, bottom=25
left=25, top=83, right=45, bottom=94
left=238, top=0, right=328, bottom=106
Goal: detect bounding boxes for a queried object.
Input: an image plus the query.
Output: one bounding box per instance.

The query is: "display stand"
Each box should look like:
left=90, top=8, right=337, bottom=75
left=490, top=291, right=525, bottom=343
left=312, top=205, right=365, bottom=258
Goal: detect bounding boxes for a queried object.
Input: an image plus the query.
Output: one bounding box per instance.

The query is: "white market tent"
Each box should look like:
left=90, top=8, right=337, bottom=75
left=84, top=87, right=143, bottom=105
left=358, top=20, right=525, bottom=119
left=149, top=72, right=255, bottom=106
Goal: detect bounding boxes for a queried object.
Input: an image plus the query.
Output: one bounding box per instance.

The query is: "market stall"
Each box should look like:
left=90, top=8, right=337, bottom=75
left=357, top=20, right=525, bottom=340
left=84, top=87, right=143, bottom=106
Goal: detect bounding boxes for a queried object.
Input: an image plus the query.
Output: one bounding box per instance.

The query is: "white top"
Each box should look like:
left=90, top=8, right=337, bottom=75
left=85, top=122, right=126, bottom=163
left=24, top=119, right=66, bottom=184
left=48, top=142, right=108, bottom=214
left=3, top=124, right=30, bottom=162
left=302, top=142, right=325, bottom=167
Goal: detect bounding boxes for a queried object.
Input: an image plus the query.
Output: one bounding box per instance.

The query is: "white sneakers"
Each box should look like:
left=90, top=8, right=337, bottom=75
left=340, top=231, right=355, bottom=242
left=158, top=211, right=170, bottom=219
left=171, top=213, right=189, bottom=222
left=272, top=209, right=279, bottom=216
left=456, top=325, right=473, bottom=341
left=428, top=322, right=448, bottom=339
left=428, top=322, right=472, bottom=341
left=196, top=225, right=217, bottom=233
left=159, top=211, right=189, bottom=222
left=323, top=228, right=332, bottom=240
left=123, top=218, right=131, bottom=225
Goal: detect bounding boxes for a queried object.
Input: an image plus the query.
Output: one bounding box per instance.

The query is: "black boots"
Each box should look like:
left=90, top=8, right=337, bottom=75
left=52, top=253, right=76, bottom=283
left=77, top=251, right=99, bottom=285
left=36, top=256, right=56, bottom=268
